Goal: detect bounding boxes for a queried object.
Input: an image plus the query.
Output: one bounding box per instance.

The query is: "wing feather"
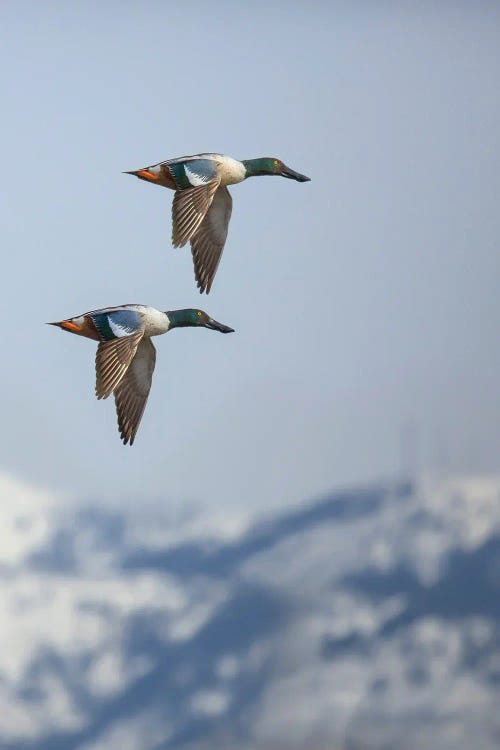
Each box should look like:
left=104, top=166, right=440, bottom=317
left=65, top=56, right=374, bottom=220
left=171, top=179, right=220, bottom=247
left=95, top=330, right=144, bottom=399
left=113, top=338, right=156, bottom=445
left=190, top=186, right=233, bottom=294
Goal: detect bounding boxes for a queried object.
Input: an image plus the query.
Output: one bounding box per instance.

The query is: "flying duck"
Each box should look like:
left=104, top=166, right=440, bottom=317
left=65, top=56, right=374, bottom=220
left=49, top=304, right=234, bottom=444
left=125, top=153, right=310, bottom=293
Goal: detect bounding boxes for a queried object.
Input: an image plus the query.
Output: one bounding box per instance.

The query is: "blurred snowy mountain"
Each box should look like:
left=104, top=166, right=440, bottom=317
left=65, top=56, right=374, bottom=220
left=0, top=472, right=499, bottom=750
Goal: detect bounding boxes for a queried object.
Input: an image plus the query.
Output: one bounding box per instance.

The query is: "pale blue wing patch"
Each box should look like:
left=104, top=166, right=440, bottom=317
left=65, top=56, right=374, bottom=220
left=168, top=159, right=219, bottom=190
left=90, top=309, right=144, bottom=341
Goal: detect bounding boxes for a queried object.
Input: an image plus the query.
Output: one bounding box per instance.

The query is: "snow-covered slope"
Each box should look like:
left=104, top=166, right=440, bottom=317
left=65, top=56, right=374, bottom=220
left=0, top=473, right=499, bottom=750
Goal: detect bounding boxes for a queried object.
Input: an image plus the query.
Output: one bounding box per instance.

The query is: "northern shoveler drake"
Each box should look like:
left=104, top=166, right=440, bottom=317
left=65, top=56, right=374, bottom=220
left=49, top=305, right=234, bottom=445
left=125, top=153, right=310, bottom=293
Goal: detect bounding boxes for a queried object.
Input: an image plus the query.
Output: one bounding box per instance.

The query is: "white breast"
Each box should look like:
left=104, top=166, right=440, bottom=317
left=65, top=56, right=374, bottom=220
left=141, top=307, right=170, bottom=337
left=216, top=155, right=246, bottom=186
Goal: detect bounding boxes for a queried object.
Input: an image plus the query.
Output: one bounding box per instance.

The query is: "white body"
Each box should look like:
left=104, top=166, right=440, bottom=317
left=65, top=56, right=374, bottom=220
left=204, top=154, right=246, bottom=186
left=127, top=305, right=170, bottom=337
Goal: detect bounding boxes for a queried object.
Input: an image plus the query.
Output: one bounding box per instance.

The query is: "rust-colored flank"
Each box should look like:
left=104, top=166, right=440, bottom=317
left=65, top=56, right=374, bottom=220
left=138, top=169, right=159, bottom=181
left=61, top=320, right=82, bottom=332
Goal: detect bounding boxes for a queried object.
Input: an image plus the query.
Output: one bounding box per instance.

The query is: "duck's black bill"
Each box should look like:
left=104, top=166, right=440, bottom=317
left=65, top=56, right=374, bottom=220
left=206, top=318, right=234, bottom=333
left=281, top=165, right=311, bottom=182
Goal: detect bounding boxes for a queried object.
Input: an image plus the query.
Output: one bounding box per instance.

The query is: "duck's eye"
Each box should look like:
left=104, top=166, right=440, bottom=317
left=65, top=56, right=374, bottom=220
left=197, top=311, right=202, bottom=317
left=274, top=159, right=279, bottom=166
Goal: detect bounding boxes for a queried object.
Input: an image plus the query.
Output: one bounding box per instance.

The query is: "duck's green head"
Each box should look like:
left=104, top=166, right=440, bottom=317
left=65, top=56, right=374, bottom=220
left=166, top=309, right=234, bottom=333
left=242, top=157, right=310, bottom=182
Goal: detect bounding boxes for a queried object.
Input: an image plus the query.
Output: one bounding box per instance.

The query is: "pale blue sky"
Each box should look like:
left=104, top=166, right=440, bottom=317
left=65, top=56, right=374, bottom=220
left=1, top=2, right=499, bottom=511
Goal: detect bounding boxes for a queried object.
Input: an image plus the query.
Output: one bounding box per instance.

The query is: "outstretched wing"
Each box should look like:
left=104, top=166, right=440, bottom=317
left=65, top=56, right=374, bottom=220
left=95, top=330, right=144, bottom=400
left=190, top=186, right=233, bottom=294
left=172, top=178, right=221, bottom=247
left=113, top=338, right=157, bottom=445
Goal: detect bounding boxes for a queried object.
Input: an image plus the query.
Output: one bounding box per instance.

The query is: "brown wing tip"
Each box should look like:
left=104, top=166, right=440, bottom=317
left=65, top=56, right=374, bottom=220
left=172, top=234, right=188, bottom=249
left=194, top=267, right=211, bottom=294
left=118, top=422, right=137, bottom=446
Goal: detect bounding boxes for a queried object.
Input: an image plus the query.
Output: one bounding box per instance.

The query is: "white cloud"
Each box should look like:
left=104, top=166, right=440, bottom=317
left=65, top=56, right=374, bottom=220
left=191, top=689, right=229, bottom=717
left=0, top=471, right=65, bottom=564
